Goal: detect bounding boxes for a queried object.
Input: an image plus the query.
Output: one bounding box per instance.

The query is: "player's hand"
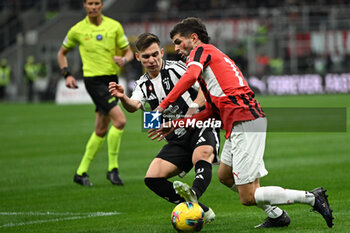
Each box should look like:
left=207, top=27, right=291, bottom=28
left=154, top=106, right=165, bottom=113
left=148, top=123, right=174, bottom=142
left=65, top=76, right=78, bottom=89
left=184, top=107, right=199, bottom=117
left=109, top=82, right=125, bottom=98
left=113, top=56, right=126, bottom=67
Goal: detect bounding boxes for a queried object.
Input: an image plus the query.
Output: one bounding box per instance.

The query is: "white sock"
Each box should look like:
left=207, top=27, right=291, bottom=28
left=255, top=186, right=315, bottom=206
left=258, top=204, right=283, bottom=219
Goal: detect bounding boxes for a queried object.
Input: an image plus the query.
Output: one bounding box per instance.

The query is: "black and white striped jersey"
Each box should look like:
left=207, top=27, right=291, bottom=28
left=131, top=60, right=200, bottom=139
left=131, top=60, right=199, bottom=115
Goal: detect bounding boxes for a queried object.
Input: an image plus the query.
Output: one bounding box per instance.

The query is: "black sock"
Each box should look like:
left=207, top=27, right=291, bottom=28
left=144, top=177, right=209, bottom=211
left=192, top=160, right=212, bottom=199
left=144, top=177, right=184, bottom=204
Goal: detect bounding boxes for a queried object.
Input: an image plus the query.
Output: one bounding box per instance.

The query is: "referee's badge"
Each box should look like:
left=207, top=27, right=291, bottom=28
left=148, top=84, right=153, bottom=91
left=96, top=34, right=103, bottom=41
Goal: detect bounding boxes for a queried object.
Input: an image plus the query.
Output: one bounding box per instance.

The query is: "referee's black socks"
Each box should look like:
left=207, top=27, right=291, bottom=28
left=192, top=160, right=212, bottom=200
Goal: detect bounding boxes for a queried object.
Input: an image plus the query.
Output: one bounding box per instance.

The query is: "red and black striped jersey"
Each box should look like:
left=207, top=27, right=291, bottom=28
left=159, top=43, right=265, bottom=138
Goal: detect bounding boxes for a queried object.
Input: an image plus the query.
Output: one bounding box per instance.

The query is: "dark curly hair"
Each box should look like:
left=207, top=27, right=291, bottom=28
left=84, top=0, right=103, bottom=2
left=170, top=17, right=210, bottom=43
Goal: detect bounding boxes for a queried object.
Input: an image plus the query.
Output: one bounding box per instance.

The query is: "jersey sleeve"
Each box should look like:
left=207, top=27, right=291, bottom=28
left=115, top=22, right=129, bottom=50
left=159, top=64, right=202, bottom=109
left=170, top=61, right=199, bottom=91
left=191, top=79, right=200, bottom=91
left=62, top=27, right=77, bottom=50
left=187, top=45, right=212, bottom=70
left=130, top=83, right=146, bottom=110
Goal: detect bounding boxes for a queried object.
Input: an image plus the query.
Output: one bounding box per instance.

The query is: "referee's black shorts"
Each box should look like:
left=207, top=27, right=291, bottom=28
left=84, top=75, right=119, bottom=115
left=157, top=127, right=220, bottom=173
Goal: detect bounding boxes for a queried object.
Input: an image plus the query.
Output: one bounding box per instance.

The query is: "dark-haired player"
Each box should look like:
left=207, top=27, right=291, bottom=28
left=109, top=33, right=220, bottom=223
left=151, top=17, right=334, bottom=228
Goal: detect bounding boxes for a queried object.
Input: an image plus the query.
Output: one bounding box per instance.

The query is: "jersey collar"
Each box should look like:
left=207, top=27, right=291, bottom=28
left=85, top=14, right=104, bottom=26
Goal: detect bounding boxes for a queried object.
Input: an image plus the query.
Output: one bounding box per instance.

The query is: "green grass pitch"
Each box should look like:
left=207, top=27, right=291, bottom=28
left=0, top=93, right=349, bottom=232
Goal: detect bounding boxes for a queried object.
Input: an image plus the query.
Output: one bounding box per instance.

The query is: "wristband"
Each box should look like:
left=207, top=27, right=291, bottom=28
left=122, top=57, right=127, bottom=64
left=61, top=67, right=71, bottom=79
left=189, top=102, right=199, bottom=108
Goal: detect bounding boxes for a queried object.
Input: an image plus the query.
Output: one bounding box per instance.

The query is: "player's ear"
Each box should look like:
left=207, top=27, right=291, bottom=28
left=190, top=33, right=199, bottom=43
left=135, top=52, right=141, bottom=61
left=160, top=48, right=164, bottom=57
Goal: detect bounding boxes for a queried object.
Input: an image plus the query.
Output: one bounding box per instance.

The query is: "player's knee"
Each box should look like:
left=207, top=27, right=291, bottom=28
left=192, top=147, right=213, bottom=164
left=95, top=128, right=108, bottom=137
left=110, top=110, right=127, bottom=129
left=218, top=176, right=225, bottom=184
left=218, top=173, right=233, bottom=188
left=115, top=117, right=126, bottom=129
left=218, top=168, right=232, bottom=186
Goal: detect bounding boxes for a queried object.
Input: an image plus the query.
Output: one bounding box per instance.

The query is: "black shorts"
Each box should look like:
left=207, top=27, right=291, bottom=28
left=157, top=127, right=220, bottom=173
left=84, top=75, right=119, bottom=115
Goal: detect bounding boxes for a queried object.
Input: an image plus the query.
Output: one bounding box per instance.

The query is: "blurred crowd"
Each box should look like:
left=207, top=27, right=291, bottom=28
left=155, top=0, right=350, bottom=13
left=1, top=0, right=350, bottom=101
left=0, top=0, right=82, bottom=12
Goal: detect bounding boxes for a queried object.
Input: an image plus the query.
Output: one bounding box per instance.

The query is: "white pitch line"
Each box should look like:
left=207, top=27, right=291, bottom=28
left=0, top=212, right=120, bottom=216
left=0, top=212, right=121, bottom=228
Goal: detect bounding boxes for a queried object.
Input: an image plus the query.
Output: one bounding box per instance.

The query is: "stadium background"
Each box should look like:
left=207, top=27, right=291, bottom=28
left=0, top=1, right=350, bottom=232
left=1, top=0, right=350, bottom=101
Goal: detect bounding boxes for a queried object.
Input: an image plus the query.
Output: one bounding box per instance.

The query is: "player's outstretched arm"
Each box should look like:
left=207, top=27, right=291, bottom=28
left=109, top=82, right=141, bottom=113
left=159, top=64, right=201, bottom=109
left=57, top=46, right=78, bottom=89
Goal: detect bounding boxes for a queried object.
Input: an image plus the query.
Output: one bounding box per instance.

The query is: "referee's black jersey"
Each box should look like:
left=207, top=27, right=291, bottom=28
left=131, top=60, right=200, bottom=139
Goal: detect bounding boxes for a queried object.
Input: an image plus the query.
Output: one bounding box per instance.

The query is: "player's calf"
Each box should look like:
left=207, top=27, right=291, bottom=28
left=145, top=177, right=184, bottom=204
left=191, top=160, right=212, bottom=199
left=238, top=188, right=258, bottom=206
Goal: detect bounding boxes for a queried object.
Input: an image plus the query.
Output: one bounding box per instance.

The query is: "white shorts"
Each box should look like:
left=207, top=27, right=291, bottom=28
left=221, top=117, right=268, bottom=185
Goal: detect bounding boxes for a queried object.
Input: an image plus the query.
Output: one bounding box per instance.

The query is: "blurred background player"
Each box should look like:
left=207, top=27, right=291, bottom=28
left=24, top=56, right=40, bottom=102
left=109, top=33, right=220, bottom=223
left=0, top=58, right=10, bottom=101
left=153, top=17, right=334, bottom=228
left=57, top=0, right=134, bottom=186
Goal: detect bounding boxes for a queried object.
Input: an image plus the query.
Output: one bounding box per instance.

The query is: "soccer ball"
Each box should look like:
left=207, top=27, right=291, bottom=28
left=171, top=202, right=204, bottom=232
